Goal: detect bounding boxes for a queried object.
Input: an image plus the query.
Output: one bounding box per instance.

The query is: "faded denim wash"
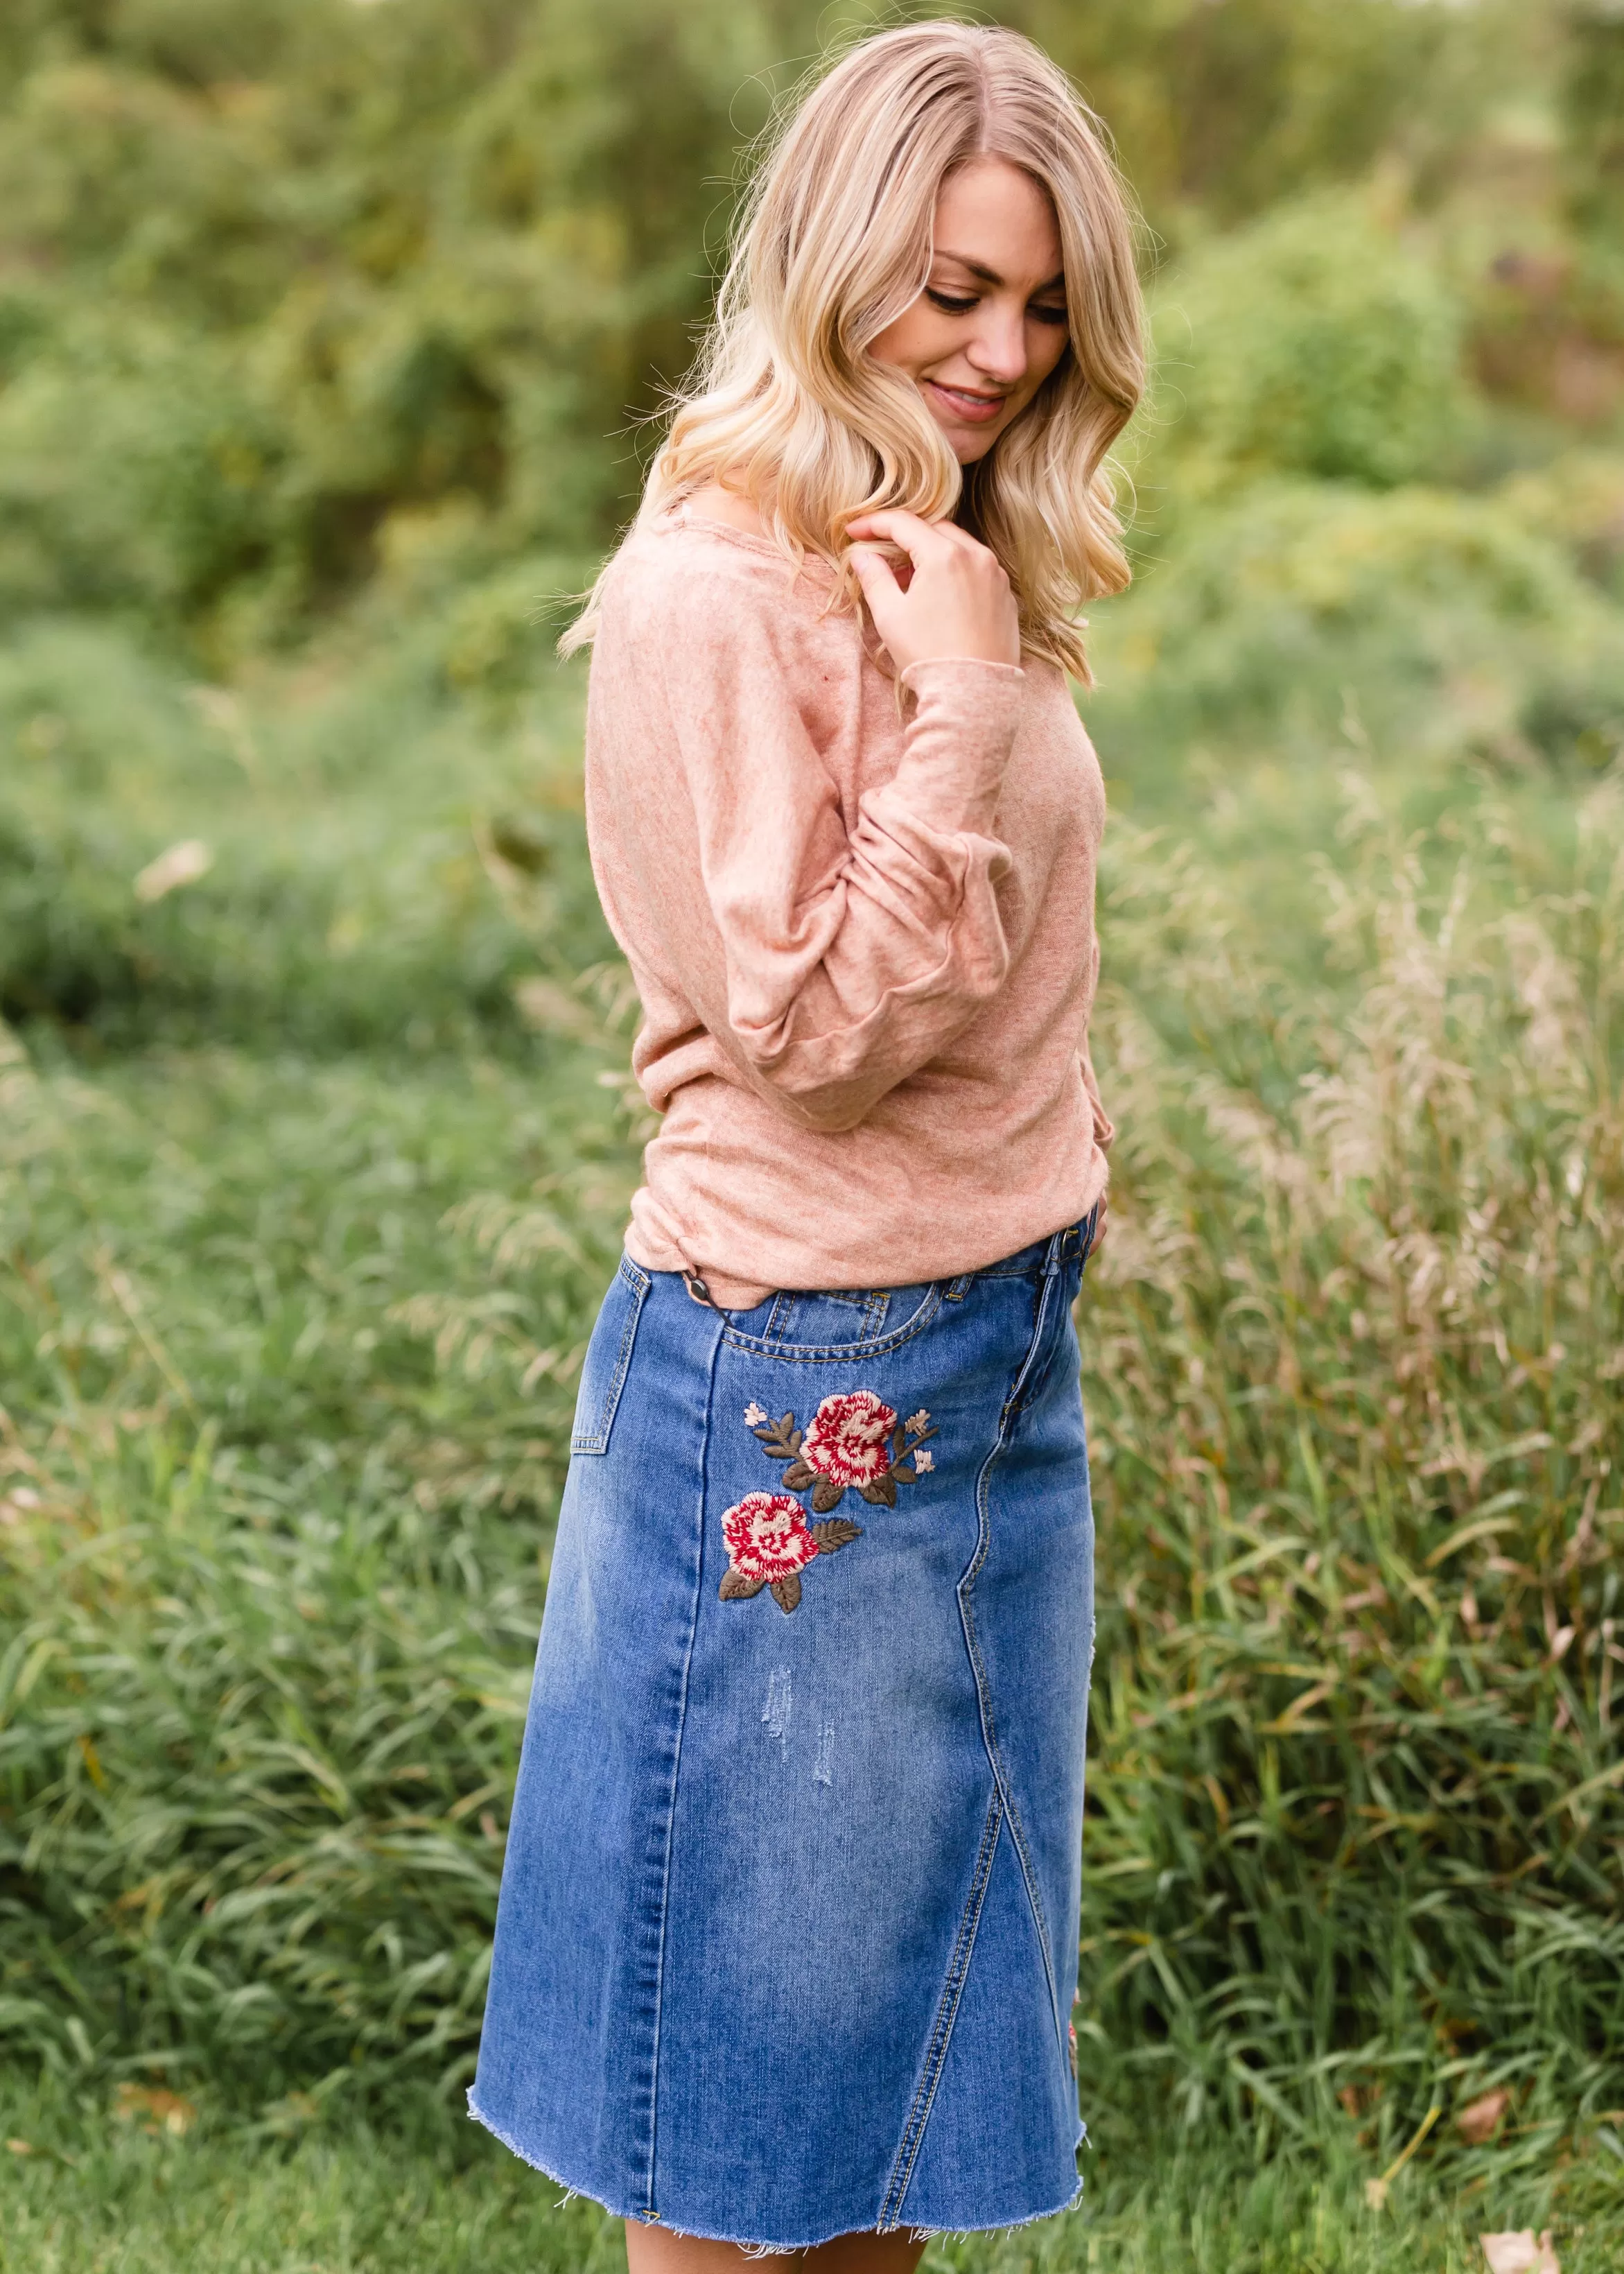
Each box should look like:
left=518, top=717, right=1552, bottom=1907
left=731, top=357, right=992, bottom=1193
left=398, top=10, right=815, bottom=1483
left=470, top=1214, right=1099, bottom=2248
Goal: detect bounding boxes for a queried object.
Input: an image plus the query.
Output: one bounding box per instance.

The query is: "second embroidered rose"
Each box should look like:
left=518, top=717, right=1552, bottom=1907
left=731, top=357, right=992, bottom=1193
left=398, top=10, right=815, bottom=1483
left=723, top=1491, right=820, bottom=1584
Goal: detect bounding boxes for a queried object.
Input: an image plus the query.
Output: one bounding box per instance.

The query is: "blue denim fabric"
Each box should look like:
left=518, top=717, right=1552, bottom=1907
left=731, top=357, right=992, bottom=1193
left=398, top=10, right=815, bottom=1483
left=470, top=1213, right=1099, bottom=2247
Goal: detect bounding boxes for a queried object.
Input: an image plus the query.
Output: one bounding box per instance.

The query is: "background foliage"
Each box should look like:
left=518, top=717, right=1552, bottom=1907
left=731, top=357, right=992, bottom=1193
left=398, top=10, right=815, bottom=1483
left=3, top=0, right=1624, bottom=2262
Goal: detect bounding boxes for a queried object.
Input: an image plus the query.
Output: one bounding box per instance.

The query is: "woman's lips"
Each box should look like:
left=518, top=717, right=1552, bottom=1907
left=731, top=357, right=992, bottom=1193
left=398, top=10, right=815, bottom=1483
left=923, top=378, right=1007, bottom=424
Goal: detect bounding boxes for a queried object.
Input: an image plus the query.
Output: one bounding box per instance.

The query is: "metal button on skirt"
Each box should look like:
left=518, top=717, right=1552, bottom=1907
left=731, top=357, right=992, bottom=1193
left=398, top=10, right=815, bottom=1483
left=469, top=1214, right=1099, bottom=2249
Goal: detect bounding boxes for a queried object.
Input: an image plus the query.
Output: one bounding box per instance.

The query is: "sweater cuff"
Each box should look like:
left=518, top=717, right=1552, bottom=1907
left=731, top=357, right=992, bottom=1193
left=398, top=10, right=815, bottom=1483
left=898, top=658, right=1026, bottom=696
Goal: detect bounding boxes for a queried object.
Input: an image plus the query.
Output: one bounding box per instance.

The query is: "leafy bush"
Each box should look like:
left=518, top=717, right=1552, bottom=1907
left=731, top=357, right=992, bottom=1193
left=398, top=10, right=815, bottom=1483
left=1147, top=194, right=1468, bottom=499
left=1088, top=479, right=1617, bottom=773
left=0, top=619, right=609, bottom=1048
left=0, top=318, right=290, bottom=634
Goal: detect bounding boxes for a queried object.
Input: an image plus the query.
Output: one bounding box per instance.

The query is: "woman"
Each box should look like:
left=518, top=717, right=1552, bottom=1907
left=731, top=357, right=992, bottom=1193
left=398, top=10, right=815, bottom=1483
left=470, top=21, right=1144, bottom=2268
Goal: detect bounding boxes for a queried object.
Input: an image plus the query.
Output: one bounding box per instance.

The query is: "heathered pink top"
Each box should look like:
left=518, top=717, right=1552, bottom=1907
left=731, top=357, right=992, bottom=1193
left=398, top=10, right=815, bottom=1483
left=584, top=508, right=1113, bottom=1308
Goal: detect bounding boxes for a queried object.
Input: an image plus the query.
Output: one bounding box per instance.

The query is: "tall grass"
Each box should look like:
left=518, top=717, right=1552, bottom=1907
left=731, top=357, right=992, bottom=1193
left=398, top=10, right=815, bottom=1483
left=1079, top=777, right=1624, bottom=2158
left=0, top=1041, right=626, bottom=2108
left=3, top=735, right=1621, bottom=2220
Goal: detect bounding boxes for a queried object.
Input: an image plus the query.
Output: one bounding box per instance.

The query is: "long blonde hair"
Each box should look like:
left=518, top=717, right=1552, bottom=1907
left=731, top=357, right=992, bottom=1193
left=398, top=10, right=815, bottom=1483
left=565, top=20, right=1145, bottom=681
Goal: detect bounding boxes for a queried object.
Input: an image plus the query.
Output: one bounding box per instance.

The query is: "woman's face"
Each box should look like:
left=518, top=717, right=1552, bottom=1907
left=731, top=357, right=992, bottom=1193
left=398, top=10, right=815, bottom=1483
left=868, top=157, right=1069, bottom=466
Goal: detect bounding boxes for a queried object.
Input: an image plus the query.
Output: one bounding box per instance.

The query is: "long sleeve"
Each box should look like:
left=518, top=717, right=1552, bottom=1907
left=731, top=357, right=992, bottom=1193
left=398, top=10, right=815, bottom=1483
left=584, top=517, right=1111, bottom=1301
left=646, top=573, right=1023, bottom=1134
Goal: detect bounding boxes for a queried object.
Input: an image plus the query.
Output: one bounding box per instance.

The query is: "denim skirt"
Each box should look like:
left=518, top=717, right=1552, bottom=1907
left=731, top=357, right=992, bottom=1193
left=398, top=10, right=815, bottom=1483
left=469, top=1213, right=1099, bottom=2248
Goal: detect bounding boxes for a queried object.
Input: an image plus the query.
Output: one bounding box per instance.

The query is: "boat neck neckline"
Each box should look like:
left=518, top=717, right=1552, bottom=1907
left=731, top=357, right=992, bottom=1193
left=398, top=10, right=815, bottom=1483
left=660, top=506, right=835, bottom=574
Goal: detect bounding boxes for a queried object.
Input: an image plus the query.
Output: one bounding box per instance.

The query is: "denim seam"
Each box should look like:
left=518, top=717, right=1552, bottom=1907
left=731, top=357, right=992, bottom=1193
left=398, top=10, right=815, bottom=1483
left=635, top=1309, right=724, bottom=2221
left=720, top=1287, right=944, bottom=1362
left=877, top=1789, right=1004, bottom=2231
left=956, top=1272, right=1071, bottom=2081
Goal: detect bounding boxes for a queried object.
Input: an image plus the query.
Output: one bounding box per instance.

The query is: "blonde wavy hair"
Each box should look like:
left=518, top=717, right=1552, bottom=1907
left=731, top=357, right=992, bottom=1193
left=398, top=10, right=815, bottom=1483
left=564, top=20, right=1145, bottom=680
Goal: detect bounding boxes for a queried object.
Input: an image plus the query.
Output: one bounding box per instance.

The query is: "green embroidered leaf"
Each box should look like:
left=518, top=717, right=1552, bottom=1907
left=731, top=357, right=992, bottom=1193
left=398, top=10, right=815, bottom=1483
left=810, top=1477, right=844, bottom=1513
left=755, top=1414, right=809, bottom=1464
left=859, top=1476, right=898, bottom=1507
left=769, top=1574, right=801, bottom=1614
left=719, top=1568, right=767, bottom=1600
left=891, top=1463, right=916, bottom=1482
left=810, top=1519, right=862, bottom=1552
left=782, top=1459, right=816, bottom=1488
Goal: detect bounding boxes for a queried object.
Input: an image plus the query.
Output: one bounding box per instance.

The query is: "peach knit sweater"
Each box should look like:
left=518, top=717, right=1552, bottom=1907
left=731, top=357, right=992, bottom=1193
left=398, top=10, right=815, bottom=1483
left=585, top=509, right=1113, bottom=1308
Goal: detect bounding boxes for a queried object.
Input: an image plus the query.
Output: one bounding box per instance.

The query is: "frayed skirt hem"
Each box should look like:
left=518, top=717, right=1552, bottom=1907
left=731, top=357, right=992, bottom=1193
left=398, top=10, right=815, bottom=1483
left=466, top=2091, right=1086, bottom=2251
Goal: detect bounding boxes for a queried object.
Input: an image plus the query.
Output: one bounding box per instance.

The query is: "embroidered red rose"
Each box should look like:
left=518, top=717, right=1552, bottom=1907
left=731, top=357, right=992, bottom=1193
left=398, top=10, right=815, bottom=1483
left=801, top=1391, right=898, bottom=1486
left=724, top=1491, right=818, bottom=1584
left=749, top=1394, right=938, bottom=1512
left=719, top=1490, right=861, bottom=1614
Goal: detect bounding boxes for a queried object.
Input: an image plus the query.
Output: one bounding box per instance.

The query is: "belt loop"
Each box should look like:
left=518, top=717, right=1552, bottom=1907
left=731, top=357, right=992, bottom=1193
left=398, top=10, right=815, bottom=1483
left=1042, top=1226, right=1069, bottom=1278
left=1079, top=1201, right=1101, bottom=1266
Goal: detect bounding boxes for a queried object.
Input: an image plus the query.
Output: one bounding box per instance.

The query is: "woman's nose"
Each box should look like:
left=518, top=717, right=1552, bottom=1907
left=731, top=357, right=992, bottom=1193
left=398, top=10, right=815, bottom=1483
left=966, top=299, right=1029, bottom=385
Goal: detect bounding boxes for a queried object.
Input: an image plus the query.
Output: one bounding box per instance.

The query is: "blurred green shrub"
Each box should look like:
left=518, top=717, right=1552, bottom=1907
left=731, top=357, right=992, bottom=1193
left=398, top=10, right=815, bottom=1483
left=1147, top=194, right=1468, bottom=499
left=0, top=0, right=1589, bottom=652
left=0, top=620, right=610, bottom=1049
left=1088, top=477, right=1623, bottom=771
left=0, top=318, right=290, bottom=636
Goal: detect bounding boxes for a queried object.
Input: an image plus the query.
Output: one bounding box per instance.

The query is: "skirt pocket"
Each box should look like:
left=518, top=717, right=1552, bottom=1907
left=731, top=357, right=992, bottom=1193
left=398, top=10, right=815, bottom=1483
left=569, top=1255, right=650, bottom=1455
left=722, top=1277, right=941, bottom=1363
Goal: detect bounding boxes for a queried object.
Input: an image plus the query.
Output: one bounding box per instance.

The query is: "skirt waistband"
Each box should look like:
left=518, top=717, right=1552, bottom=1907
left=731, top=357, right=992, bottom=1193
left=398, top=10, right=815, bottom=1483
left=684, top=1200, right=1101, bottom=1310
left=965, top=1201, right=1101, bottom=1283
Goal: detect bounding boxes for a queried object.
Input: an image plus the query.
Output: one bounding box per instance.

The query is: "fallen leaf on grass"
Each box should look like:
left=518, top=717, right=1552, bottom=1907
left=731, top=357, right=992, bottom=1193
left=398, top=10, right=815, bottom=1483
left=6, top=2140, right=33, bottom=2155
left=1458, top=2088, right=1512, bottom=2143
left=112, top=2083, right=195, bottom=2136
left=1482, top=2234, right=1560, bottom=2273
left=133, top=839, right=213, bottom=903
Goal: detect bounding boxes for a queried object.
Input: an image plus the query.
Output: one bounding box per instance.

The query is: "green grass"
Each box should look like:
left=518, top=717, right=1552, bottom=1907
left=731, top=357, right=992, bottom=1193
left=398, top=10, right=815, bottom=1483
left=3, top=606, right=1623, bottom=2207
left=4, top=1, right=1624, bottom=2252
left=3, top=2074, right=1623, bottom=2273
left=5, top=363, right=1624, bottom=2236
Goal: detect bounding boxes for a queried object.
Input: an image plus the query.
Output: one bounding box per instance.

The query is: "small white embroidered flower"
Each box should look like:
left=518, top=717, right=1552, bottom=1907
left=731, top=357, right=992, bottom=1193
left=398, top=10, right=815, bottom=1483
left=914, top=1448, right=934, bottom=1473
left=743, top=1401, right=769, bottom=1427
left=906, top=1409, right=930, bottom=1434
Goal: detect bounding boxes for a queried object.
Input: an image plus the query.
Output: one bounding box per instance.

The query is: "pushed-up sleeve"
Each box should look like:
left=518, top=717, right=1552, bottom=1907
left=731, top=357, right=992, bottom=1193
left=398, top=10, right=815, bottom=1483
left=652, top=578, right=1022, bottom=1134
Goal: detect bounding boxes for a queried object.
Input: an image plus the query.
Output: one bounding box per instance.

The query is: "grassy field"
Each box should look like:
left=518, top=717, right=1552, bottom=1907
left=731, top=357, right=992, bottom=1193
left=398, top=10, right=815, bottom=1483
left=6, top=2071, right=1623, bottom=2274
left=3, top=603, right=1623, bottom=2266
left=5, top=2, right=1624, bottom=2262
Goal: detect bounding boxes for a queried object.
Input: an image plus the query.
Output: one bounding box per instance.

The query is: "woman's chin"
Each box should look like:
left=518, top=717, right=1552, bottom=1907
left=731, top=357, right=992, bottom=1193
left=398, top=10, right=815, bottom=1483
left=923, top=412, right=997, bottom=466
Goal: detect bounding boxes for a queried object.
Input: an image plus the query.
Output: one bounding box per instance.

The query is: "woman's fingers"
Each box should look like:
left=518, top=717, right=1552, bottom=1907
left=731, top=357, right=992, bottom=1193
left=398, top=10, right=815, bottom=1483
left=846, top=546, right=903, bottom=605
left=844, top=508, right=953, bottom=564
left=843, top=511, right=1019, bottom=672
left=846, top=546, right=909, bottom=647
